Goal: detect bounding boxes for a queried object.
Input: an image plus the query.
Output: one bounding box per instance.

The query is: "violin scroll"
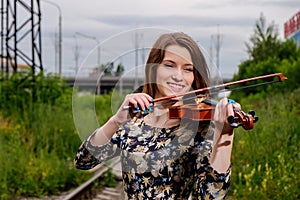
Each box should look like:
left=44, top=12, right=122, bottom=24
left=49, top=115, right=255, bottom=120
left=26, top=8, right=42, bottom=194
left=227, top=109, right=259, bottom=130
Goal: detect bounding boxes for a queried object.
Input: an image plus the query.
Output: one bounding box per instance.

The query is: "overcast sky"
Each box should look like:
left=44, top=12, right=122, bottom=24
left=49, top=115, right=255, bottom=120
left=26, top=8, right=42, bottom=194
left=40, top=0, right=299, bottom=79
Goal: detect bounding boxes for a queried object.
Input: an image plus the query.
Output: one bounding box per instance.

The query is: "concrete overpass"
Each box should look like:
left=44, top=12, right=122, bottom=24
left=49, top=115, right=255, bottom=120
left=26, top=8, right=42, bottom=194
left=64, top=76, right=144, bottom=94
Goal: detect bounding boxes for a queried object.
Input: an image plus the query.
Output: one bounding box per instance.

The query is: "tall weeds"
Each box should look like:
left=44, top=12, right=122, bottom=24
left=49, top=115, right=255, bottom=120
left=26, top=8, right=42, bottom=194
left=229, top=89, right=300, bottom=199
left=0, top=72, right=92, bottom=198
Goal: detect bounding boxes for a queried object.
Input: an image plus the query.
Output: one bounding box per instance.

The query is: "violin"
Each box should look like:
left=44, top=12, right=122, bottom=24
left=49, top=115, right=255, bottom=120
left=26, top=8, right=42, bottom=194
left=156, top=73, right=287, bottom=130
left=125, top=73, right=287, bottom=130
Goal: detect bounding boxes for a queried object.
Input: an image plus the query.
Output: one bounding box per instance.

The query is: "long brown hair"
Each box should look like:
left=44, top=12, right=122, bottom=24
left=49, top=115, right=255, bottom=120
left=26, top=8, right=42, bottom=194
left=142, top=32, right=210, bottom=97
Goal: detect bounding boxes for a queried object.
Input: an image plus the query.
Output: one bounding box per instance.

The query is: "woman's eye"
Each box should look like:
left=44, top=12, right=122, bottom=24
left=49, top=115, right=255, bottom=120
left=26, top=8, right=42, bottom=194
left=184, top=68, right=193, bottom=72
left=164, top=64, right=173, bottom=68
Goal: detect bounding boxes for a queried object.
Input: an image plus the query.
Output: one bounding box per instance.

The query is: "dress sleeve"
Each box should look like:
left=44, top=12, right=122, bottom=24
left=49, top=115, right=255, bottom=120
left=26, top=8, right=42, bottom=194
left=193, top=164, right=231, bottom=199
left=74, top=129, right=122, bottom=170
left=192, top=123, right=232, bottom=199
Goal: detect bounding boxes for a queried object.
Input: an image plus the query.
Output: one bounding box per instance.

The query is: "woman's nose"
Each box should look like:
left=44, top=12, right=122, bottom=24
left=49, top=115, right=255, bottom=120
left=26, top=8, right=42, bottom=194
left=171, top=69, right=183, bottom=81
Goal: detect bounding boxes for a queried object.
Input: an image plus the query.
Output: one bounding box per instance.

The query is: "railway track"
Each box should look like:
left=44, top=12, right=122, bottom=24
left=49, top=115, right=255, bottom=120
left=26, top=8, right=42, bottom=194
left=63, top=158, right=124, bottom=200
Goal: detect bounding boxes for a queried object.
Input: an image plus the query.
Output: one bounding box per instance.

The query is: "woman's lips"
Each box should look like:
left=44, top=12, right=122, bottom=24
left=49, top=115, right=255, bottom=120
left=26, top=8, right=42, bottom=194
left=167, top=82, right=185, bottom=93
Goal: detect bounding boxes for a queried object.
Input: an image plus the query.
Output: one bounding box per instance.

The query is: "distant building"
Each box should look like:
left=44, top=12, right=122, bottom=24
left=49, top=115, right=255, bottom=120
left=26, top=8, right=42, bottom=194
left=0, top=55, right=13, bottom=72
left=284, top=11, right=300, bottom=46
left=0, top=55, right=30, bottom=73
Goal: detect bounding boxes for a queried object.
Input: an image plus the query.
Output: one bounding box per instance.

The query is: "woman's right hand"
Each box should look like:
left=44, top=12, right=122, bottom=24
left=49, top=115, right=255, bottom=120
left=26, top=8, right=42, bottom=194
left=112, top=93, right=154, bottom=127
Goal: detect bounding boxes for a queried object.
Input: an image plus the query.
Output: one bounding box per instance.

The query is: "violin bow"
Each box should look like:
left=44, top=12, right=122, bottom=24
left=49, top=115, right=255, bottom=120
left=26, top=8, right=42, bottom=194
left=154, top=73, right=287, bottom=103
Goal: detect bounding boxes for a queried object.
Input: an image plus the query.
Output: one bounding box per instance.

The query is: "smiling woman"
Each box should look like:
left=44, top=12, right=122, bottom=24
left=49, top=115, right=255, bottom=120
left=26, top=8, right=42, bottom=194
left=142, top=32, right=209, bottom=98
left=154, top=45, right=194, bottom=97
left=74, top=32, right=239, bottom=199
left=155, top=45, right=194, bottom=98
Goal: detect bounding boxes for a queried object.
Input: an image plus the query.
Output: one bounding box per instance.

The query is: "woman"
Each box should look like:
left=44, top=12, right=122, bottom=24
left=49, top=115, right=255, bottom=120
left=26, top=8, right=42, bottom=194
left=74, top=32, right=237, bottom=199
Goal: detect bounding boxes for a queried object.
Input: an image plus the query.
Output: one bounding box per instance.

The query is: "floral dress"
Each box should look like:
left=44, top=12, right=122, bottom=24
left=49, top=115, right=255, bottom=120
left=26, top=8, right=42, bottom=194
left=74, top=117, right=231, bottom=199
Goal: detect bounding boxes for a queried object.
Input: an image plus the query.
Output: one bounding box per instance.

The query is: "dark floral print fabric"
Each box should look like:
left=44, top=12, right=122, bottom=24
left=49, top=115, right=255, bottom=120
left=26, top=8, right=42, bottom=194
left=74, top=118, right=231, bottom=199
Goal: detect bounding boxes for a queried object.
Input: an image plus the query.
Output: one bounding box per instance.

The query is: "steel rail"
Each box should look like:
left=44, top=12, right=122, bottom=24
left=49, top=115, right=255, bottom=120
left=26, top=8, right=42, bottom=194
left=63, top=157, right=121, bottom=200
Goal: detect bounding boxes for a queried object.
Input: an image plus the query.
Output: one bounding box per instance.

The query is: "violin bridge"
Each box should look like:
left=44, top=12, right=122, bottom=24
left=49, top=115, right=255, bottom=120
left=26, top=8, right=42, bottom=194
left=195, top=95, right=207, bottom=104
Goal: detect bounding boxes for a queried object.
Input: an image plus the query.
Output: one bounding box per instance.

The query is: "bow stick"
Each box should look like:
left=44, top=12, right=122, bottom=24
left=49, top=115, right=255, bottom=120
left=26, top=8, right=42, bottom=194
left=153, top=73, right=287, bottom=103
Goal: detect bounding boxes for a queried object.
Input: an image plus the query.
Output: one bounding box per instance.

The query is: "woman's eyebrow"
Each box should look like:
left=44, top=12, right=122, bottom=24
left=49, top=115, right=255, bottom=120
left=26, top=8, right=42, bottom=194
left=162, top=59, right=193, bottom=66
left=161, top=59, right=175, bottom=63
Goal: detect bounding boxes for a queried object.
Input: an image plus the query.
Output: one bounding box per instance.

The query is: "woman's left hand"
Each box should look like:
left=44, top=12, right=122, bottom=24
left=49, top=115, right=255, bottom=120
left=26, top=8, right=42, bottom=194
left=210, top=97, right=240, bottom=172
left=212, top=97, right=241, bottom=147
left=214, top=97, right=241, bottom=134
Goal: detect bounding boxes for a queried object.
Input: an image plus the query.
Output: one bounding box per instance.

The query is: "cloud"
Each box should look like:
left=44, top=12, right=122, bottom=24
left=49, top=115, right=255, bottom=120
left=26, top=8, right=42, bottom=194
left=259, top=0, right=300, bottom=8
left=39, top=0, right=299, bottom=77
left=92, top=14, right=255, bottom=28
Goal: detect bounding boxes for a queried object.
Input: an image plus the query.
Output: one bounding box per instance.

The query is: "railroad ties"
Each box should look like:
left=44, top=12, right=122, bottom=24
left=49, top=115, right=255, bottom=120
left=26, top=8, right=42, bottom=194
left=92, top=181, right=124, bottom=200
left=63, top=158, right=124, bottom=200
left=93, top=159, right=124, bottom=200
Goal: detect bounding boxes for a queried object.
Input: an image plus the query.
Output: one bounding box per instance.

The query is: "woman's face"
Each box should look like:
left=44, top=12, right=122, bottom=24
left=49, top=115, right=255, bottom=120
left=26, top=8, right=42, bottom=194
left=155, top=45, right=194, bottom=98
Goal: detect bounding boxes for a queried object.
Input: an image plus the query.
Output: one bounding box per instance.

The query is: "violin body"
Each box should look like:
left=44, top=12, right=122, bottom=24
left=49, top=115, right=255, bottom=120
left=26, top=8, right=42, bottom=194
left=169, top=99, right=215, bottom=122
left=168, top=98, right=258, bottom=130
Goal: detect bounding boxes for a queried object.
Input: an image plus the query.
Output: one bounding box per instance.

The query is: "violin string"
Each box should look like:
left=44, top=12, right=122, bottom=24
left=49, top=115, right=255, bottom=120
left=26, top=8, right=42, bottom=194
left=224, top=80, right=280, bottom=93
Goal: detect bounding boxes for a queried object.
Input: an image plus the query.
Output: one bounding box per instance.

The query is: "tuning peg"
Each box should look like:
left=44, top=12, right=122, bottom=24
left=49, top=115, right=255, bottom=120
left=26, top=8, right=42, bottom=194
left=227, top=115, right=239, bottom=124
left=248, top=110, right=255, bottom=117
left=227, top=116, right=239, bottom=123
left=227, top=116, right=242, bottom=128
left=227, top=115, right=235, bottom=124
left=247, top=110, right=259, bottom=123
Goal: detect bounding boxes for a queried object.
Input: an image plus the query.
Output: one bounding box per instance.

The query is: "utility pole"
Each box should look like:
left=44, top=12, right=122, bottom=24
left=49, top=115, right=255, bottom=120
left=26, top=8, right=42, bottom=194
left=75, top=32, right=100, bottom=67
left=42, top=0, right=62, bottom=75
left=211, top=25, right=223, bottom=70
left=73, top=34, right=81, bottom=74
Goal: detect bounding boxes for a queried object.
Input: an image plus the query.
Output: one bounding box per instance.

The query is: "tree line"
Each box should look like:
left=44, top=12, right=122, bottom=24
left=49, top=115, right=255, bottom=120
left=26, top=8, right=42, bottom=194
left=232, top=13, right=300, bottom=98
